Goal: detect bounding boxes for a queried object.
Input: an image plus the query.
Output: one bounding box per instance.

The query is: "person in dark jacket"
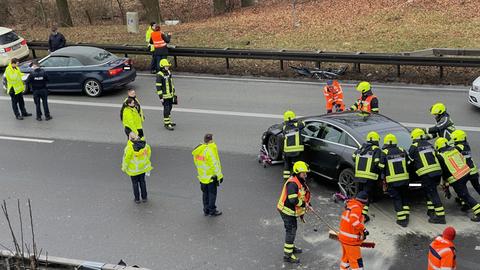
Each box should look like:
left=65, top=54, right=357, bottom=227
left=48, top=26, right=66, bottom=52
left=149, top=25, right=171, bottom=72
left=25, top=60, right=51, bottom=121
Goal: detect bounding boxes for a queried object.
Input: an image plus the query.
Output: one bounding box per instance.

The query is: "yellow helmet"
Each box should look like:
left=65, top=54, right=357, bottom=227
left=430, top=103, right=446, bottom=115
left=434, top=137, right=449, bottom=150
left=366, top=131, right=380, bottom=143
left=283, top=110, right=296, bottom=122
left=293, top=161, right=309, bottom=174
left=356, top=81, right=371, bottom=93
left=383, top=133, right=397, bottom=145
left=410, top=128, right=425, bottom=140
left=159, top=59, right=171, bottom=68
left=450, top=129, right=466, bottom=143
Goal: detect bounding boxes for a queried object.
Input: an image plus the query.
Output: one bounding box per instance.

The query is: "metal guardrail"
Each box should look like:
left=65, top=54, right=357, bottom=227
left=27, top=41, right=480, bottom=78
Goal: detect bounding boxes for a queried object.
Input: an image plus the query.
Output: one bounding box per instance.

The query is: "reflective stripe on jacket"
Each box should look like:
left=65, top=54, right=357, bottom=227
left=351, top=93, right=379, bottom=113
left=408, top=140, right=442, bottom=177
left=436, top=147, right=470, bottom=184
left=379, top=146, right=410, bottom=184
left=282, top=120, right=305, bottom=153
left=4, top=63, right=25, bottom=94
left=151, top=31, right=167, bottom=48
left=353, top=143, right=380, bottom=181
left=156, top=70, right=175, bottom=99
left=192, top=142, right=223, bottom=184
left=145, top=26, right=155, bottom=52
left=427, top=236, right=456, bottom=270
left=455, top=142, right=478, bottom=175
left=277, top=176, right=309, bottom=217
left=338, top=199, right=365, bottom=246
left=121, top=140, right=153, bottom=176
left=323, top=81, right=345, bottom=111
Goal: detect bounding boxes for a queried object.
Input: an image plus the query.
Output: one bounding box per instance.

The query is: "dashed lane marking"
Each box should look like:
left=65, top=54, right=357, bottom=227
left=0, top=136, right=54, bottom=143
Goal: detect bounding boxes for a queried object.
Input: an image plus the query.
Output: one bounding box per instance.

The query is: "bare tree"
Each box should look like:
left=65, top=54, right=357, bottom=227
left=241, top=0, right=255, bottom=7
left=55, top=0, right=73, bottom=27
left=139, top=0, right=163, bottom=23
left=116, top=0, right=126, bottom=24
left=213, top=0, right=227, bottom=14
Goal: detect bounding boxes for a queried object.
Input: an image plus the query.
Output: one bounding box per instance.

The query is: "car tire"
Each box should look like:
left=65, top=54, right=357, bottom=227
left=338, top=168, right=358, bottom=198
left=267, top=135, right=282, bottom=161
left=83, top=79, right=103, bottom=97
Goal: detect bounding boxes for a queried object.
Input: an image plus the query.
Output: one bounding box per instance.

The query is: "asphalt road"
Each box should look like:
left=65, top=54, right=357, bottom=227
left=0, top=74, right=479, bottom=269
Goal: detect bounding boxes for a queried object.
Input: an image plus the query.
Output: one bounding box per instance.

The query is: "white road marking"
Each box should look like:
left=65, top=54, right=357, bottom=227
left=0, top=136, right=54, bottom=143
left=138, top=73, right=468, bottom=91
left=1, top=96, right=479, bottom=132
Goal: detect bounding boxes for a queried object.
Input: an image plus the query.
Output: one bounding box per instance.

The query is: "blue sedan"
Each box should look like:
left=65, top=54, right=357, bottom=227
left=3, top=46, right=136, bottom=97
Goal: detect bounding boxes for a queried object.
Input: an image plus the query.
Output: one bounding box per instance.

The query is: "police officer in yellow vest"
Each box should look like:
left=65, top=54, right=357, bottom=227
left=408, top=128, right=446, bottom=224
left=4, top=58, right=32, bottom=120
left=379, top=133, right=411, bottom=227
left=122, top=97, right=145, bottom=139
left=122, top=134, right=153, bottom=203
left=145, top=22, right=156, bottom=73
left=192, top=134, right=223, bottom=217
left=277, top=161, right=311, bottom=264
left=435, top=137, right=480, bottom=222
left=156, top=59, right=176, bottom=131
left=352, top=131, right=381, bottom=222
left=282, top=110, right=305, bottom=181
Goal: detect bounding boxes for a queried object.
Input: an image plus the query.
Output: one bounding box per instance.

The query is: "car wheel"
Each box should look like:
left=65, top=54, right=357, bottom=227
left=338, top=168, right=357, bottom=198
left=83, top=79, right=103, bottom=97
left=267, top=135, right=281, bottom=161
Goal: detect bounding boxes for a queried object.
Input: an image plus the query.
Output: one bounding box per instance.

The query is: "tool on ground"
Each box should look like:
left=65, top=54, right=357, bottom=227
left=309, top=208, right=376, bottom=248
left=257, top=144, right=283, bottom=168
left=332, top=182, right=349, bottom=203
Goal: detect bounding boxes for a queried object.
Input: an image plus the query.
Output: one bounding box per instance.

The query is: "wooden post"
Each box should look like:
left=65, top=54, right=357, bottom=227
left=280, top=60, right=284, bottom=71
left=355, top=63, right=361, bottom=73
left=226, top=58, right=230, bottom=69
left=174, top=56, right=178, bottom=68
left=396, top=65, right=401, bottom=77
left=439, top=66, right=444, bottom=78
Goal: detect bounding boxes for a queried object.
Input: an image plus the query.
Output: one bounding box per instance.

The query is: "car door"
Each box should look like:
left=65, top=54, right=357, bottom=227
left=316, top=123, right=346, bottom=179
left=40, top=56, right=71, bottom=90
left=63, top=57, right=84, bottom=90
left=301, top=121, right=326, bottom=173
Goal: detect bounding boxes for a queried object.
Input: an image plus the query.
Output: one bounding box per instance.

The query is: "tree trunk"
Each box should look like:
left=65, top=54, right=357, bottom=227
left=55, top=0, right=73, bottom=27
left=116, top=0, right=126, bottom=25
left=139, top=0, right=162, bottom=23
left=241, top=0, right=255, bottom=7
left=213, top=0, right=226, bottom=15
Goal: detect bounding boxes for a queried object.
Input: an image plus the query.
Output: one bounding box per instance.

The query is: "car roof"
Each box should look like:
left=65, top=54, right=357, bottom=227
left=49, top=46, right=116, bottom=65
left=0, top=27, right=13, bottom=35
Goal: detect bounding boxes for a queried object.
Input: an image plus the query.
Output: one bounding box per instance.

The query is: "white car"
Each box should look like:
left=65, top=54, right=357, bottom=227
left=470, top=76, right=480, bottom=108
left=0, top=27, right=29, bottom=67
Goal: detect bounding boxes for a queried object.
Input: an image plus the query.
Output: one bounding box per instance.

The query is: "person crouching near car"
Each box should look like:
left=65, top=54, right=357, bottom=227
left=121, top=133, right=153, bottom=204
left=4, top=58, right=32, bottom=120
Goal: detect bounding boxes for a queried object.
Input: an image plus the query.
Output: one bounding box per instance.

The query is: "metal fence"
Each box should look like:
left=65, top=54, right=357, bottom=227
left=27, top=41, right=480, bottom=78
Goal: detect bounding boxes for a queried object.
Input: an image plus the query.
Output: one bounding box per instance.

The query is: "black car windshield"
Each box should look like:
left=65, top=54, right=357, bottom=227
left=0, top=31, right=20, bottom=45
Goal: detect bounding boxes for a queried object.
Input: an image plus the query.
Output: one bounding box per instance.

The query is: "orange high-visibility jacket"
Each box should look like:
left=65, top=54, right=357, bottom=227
left=338, top=199, right=365, bottom=246
left=428, top=236, right=456, bottom=270
left=277, top=176, right=310, bottom=217
left=151, top=31, right=167, bottom=48
left=323, top=81, right=345, bottom=111
left=352, top=94, right=378, bottom=113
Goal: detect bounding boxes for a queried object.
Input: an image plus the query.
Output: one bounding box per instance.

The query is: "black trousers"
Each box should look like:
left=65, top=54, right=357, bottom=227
left=9, top=90, right=27, bottom=117
left=162, top=98, right=173, bottom=125
left=201, top=182, right=217, bottom=214
left=283, top=152, right=303, bottom=180
left=421, top=175, right=444, bottom=215
left=33, top=90, right=50, bottom=118
left=358, top=180, right=377, bottom=215
left=153, top=54, right=167, bottom=72
left=387, top=183, right=410, bottom=221
left=131, top=173, right=147, bottom=201
left=468, top=174, right=480, bottom=196
left=451, top=177, right=478, bottom=209
left=150, top=51, right=157, bottom=72
left=279, top=211, right=297, bottom=254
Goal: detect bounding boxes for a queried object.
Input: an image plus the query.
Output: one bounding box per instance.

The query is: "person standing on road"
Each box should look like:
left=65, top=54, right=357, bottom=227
left=25, top=60, right=51, bottom=121
left=122, top=97, right=145, bottom=139
left=451, top=129, right=480, bottom=197
left=156, top=59, right=176, bottom=130
left=4, top=58, right=32, bottom=120
left=282, top=110, right=305, bottom=181
left=192, top=133, right=223, bottom=217
left=427, top=227, right=456, bottom=270
left=149, top=25, right=171, bottom=72
left=350, top=81, right=379, bottom=114
left=352, top=131, right=381, bottom=223
left=435, top=137, right=480, bottom=222
left=323, top=80, right=345, bottom=113
left=408, top=129, right=446, bottom=224
left=425, top=103, right=456, bottom=140
left=48, top=26, right=66, bottom=52
left=122, top=133, right=152, bottom=203
left=338, top=191, right=369, bottom=270
left=379, top=133, right=411, bottom=227
left=277, top=161, right=311, bottom=264
left=145, top=22, right=156, bottom=74
left=121, top=89, right=144, bottom=138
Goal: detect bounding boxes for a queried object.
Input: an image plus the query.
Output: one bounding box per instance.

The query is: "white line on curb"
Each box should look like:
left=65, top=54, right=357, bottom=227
left=0, top=136, right=54, bottom=143
left=1, top=97, right=479, bottom=132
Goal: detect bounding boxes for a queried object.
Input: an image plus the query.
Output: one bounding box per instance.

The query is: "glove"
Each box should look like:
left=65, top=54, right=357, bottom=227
left=211, top=175, right=218, bottom=181
left=362, top=229, right=369, bottom=240
left=218, top=177, right=223, bottom=184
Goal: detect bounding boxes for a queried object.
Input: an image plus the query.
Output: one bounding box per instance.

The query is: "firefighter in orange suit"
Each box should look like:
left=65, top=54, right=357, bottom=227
left=323, top=80, right=345, bottom=113
left=277, top=161, right=311, bottom=264
left=427, top=227, right=456, bottom=270
left=338, top=191, right=369, bottom=270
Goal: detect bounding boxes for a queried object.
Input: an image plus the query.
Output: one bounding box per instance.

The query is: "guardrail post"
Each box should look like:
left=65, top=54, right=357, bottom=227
left=31, top=49, right=37, bottom=59
left=124, top=53, right=128, bottom=57
left=439, top=66, right=444, bottom=78
left=396, top=65, right=401, bottom=77
left=226, top=58, right=230, bottom=69
left=280, top=60, right=284, bottom=70
left=315, top=62, right=321, bottom=69
left=354, top=63, right=361, bottom=73
left=174, top=56, right=178, bottom=68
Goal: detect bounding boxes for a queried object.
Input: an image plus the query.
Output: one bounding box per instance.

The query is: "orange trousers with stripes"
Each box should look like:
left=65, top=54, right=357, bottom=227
left=340, top=243, right=363, bottom=270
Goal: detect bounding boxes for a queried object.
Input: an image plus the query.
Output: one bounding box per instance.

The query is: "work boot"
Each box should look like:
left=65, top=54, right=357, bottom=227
left=45, top=115, right=52, bottom=121
left=283, top=254, right=300, bottom=264
left=471, top=215, right=480, bottom=222
left=455, top=197, right=463, bottom=205
left=427, top=210, right=434, bottom=218
left=36, top=117, right=42, bottom=121
left=396, top=220, right=408, bottom=228
left=293, top=247, right=303, bottom=254
left=428, top=215, right=446, bottom=224
left=16, top=115, right=23, bottom=120
left=209, top=210, right=222, bottom=217
left=363, top=214, right=370, bottom=223
left=171, top=122, right=176, bottom=127
left=164, top=124, right=174, bottom=131
left=22, top=112, right=32, bottom=117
